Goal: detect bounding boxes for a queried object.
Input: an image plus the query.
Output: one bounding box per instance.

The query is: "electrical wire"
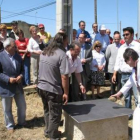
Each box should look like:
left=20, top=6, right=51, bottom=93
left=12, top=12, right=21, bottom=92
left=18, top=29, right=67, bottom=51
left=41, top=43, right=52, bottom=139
left=2, top=1, right=56, bottom=19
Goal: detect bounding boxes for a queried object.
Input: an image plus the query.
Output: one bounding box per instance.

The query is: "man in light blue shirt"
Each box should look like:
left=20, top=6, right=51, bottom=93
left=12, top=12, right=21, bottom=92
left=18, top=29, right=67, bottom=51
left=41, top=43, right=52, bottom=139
left=76, top=20, right=91, bottom=44
left=94, top=25, right=110, bottom=53
left=90, top=23, right=99, bottom=44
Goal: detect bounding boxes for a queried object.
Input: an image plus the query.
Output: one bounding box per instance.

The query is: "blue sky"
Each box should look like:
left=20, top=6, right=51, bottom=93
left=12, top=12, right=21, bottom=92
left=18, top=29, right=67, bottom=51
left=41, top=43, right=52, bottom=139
left=1, top=0, right=138, bottom=37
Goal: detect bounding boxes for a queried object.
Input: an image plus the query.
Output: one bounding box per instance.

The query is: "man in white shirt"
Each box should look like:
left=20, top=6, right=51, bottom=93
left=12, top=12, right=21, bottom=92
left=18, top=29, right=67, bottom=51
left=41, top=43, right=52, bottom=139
left=112, top=27, right=140, bottom=111
left=66, top=41, right=86, bottom=101
left=112, top=48, right=140, bottom=140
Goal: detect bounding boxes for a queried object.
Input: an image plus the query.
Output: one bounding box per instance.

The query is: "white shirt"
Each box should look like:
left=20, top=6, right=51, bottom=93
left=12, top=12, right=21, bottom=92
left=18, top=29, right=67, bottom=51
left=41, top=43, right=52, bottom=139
left=120, top=59, right=140, bottom=103
left=90, top=50, right=106, bottom=71
left=27, top=37, right=41, bottom=55
left=66, top=51, right=83, bottom=75
left=114, top=40, right=140, bottom=72
left=0, top=34, right=7, bottom=43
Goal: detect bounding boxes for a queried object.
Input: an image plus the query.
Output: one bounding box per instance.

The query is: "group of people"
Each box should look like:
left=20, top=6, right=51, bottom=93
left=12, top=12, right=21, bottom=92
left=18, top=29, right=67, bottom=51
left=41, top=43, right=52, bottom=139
left=0, top=20, right=140, bottom=140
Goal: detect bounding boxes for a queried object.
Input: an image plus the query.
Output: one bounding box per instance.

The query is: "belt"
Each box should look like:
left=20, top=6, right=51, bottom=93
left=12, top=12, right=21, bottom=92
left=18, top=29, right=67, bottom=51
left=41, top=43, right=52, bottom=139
left=121, top=72, right=132, bottom=75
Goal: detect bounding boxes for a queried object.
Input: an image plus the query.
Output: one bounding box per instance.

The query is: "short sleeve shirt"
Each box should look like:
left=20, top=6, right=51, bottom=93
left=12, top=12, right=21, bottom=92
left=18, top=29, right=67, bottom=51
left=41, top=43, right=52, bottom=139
left=66, top=51, right=83, bottom=74
left=38, top=48, right=69, bottom=95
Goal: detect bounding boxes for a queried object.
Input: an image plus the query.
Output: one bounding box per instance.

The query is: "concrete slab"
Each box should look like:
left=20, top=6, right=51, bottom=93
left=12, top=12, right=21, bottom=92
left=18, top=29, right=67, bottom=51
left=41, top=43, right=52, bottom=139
left=63, top=99, right=133, bottom=123
left=63, top=99, right=133, bottom=140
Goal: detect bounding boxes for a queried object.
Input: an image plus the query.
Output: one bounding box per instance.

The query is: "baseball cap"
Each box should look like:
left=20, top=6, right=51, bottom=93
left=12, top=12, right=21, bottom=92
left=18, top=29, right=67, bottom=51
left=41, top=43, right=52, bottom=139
left=99, top=25, right=106, bottom=30
left=38, top=24, right=44, bottom=28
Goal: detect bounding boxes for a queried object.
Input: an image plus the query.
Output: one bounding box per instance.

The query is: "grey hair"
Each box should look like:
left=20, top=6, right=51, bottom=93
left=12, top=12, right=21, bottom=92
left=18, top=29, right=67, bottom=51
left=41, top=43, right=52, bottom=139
left=69, top=40, right=82, bottom=49
left=3, top=38, right=15, bottom=49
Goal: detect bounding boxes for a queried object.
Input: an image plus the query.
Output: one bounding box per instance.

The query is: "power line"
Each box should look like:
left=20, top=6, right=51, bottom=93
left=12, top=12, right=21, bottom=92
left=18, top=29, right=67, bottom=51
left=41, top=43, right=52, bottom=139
left=2, top=1, right=56, bottom=19
left=2, top=10, right=56, bottom=21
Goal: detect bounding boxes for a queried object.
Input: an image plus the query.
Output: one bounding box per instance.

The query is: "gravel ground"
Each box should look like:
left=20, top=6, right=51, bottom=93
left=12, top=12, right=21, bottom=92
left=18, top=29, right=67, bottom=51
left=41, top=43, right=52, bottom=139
left=0, top=83, right=134, bottom=140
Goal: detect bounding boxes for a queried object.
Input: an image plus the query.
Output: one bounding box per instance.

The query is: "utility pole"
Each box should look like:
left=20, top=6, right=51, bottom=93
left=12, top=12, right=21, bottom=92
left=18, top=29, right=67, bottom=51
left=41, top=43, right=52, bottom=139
left=120, top=21, right=121, bottom=35
left=56, top=0, right=73, bottom=43
left=138, top=0, right=140, bottom=39
left=0, top=7, right=1, bottom=24
left=117, top=0, right=119, bottom=31
left=94, top=0, right=97, bottom=23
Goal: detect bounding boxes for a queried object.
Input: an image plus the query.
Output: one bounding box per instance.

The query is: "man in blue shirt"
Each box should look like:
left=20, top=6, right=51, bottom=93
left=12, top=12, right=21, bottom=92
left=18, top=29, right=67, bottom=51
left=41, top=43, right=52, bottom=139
left=76, top=20, right=91, bottom=44
left=94, top=25, right=110, bottom=53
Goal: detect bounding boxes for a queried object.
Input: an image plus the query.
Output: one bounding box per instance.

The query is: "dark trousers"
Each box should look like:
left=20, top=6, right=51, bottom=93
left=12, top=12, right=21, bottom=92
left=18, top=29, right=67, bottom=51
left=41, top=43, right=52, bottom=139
left=69, top=73, right=80, bottom=102
left=109, top=73, right=122, bottom=95
left=38, top=89, right=62, bottom=140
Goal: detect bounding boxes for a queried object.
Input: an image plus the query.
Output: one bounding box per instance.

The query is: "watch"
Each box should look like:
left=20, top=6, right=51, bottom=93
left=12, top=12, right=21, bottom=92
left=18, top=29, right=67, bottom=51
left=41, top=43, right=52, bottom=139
left=79, top=83, right=83, bottom=86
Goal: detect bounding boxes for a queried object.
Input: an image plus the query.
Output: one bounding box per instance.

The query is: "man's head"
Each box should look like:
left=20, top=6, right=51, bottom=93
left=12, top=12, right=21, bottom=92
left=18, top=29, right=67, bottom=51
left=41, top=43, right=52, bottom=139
left=99, top=25, right=106, bottom=35
left=123, top=48, right=139, bottom=67
left=113, top=33, right=121, bottom=44
left=59, top=28, right=66, bottom=34
left=106, top=29, right=111, bottom=36
left=69, top=41, right=81, bottom=59
left=123, top=27, right=134, bottom=44
left=92, top=23, right=98, bottom=33
left=114, top=31, right=120, bottom=35
left=3, top=38, right=16, bottom=56
left=38, top=24, right=45, bottom=34
left=73, top=29, right=77, bottom=40
left=79, top=21, right=86, bottom=30
left=78, top=33, right=86, bottom=44
left=11, top=21, right=18, bottom=32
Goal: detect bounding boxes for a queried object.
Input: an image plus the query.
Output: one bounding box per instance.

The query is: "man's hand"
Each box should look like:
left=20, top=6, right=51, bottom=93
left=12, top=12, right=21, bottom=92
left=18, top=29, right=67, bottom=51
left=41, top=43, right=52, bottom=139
left=81, top=59, right=86, bottom=64
left=80, top=85, right=86, bottom=94
left=112, top=74, right=116, bottom=84
left=9, top=78, right=17, bottom=84
left=16, top=75, right=22, bottom=84
left=111, top=91, right=122, bottom=100
left=33, top=50, right=42, bottom=55
left=63, top=93, right=68, bottom=105
left=98, top=66, right=104, bottom=71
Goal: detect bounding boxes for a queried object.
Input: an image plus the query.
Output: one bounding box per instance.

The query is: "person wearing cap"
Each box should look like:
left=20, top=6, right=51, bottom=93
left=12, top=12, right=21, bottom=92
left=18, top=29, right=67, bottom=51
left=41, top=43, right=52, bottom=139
left=9, top=21, right=19, bottom=40
left=37, top=24, right=51, bottom=46
left=94, top=25, right=110, bottom=53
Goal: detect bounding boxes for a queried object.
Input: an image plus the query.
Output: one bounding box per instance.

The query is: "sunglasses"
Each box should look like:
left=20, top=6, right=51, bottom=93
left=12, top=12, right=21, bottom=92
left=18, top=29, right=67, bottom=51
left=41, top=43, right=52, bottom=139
left=39, top=27, right=44, bottom=30
left=93, top=26, right=98, bottom=28
left=123, top=33, right=130, bottom=37
left=95, top=45, right=101, bottom=48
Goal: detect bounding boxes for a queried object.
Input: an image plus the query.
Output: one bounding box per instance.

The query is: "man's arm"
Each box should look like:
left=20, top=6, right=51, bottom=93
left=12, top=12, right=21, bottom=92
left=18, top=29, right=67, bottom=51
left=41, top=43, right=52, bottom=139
left=61, top=74, right=69, bottom=105
left=75, top=73, right=86, bottom=94
left=105, top=45, right=111, bottom=62
left=85, top=48, right=93, bottom=63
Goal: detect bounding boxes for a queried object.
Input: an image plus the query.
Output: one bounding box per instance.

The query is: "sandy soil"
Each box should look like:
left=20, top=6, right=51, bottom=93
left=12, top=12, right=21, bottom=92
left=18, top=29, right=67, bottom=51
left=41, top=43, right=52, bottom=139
left=0, top=84, right=133, bottom=140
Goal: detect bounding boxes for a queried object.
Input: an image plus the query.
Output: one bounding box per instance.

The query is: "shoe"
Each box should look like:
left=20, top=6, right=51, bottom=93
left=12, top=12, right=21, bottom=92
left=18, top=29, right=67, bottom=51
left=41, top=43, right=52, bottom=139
left=86, top=90, right=92, bottom=95
left=96, top=94, right=104, bottom=99
left=128, top=115, right=133, bottom=120
left=8, top=129, right=14, bottom=134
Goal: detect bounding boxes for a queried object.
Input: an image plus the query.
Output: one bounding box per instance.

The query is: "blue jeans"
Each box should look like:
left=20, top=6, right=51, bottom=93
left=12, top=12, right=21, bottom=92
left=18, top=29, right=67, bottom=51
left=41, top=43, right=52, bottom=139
left=23, top=56, right=30, bottom=85
left=121, top=74, right=138, bottom=108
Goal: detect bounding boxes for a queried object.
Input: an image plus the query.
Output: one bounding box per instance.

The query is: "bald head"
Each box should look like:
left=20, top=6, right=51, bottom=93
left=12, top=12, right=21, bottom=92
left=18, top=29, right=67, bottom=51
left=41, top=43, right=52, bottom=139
left=113, top=33, right=121, bottom=44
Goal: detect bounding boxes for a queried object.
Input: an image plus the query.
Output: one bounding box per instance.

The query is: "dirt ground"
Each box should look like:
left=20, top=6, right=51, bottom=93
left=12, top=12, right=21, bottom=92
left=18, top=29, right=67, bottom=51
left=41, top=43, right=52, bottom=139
left=0, top=83, right=134, bottom=140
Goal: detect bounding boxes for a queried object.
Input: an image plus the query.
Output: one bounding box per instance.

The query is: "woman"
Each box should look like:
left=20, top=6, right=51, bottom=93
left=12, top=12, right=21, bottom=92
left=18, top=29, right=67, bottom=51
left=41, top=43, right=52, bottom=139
left=27, top=26, right=43, bottom=86
left=90, top=41, right=106, bottom=99
left=15, top=29, right=30, bottom=86
left=0, top=24, right=7, bottom=43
